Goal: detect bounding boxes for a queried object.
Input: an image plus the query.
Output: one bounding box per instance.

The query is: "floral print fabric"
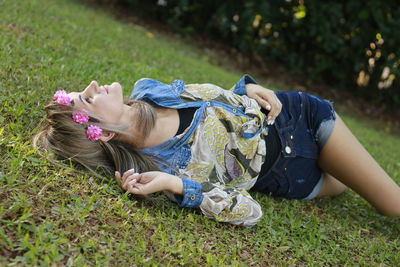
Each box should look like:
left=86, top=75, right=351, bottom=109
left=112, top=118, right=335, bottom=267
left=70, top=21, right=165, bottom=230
left=178, top=83, right=267, bottom=226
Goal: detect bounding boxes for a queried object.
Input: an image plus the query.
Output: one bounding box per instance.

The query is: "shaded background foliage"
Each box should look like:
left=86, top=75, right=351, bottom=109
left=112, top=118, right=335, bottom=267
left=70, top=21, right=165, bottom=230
left=92, top=0, right=400, bottom=108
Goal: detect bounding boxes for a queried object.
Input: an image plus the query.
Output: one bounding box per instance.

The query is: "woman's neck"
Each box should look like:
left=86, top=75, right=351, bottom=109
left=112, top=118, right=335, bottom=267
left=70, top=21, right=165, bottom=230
left=118, top=106, right=179, bottom=149
left=141, top=107, right=179, bottom=148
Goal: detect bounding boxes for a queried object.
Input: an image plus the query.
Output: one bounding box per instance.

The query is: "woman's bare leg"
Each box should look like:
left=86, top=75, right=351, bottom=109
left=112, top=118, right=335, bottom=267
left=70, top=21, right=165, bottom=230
left=317, top=114, right=400, bottom=216
left=317, top=173, right=347, bottom=198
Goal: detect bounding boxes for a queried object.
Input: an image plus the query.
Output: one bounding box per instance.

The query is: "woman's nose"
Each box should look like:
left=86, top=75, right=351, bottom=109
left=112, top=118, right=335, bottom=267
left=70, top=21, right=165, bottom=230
left=90, top=81, right=99, bottom=90
left=85, top=81, right=99, bottom=94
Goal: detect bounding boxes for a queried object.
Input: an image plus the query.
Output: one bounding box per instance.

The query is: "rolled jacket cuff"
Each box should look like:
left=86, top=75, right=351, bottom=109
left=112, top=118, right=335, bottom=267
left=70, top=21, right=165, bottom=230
left=232, top=74, right=258, bottom=95
left=173, top=178, right=203, bottom=208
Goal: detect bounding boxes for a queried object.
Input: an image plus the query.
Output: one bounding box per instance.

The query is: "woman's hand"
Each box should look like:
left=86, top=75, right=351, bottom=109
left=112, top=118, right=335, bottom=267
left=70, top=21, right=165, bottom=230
left=115, top=169, right=183, bottom=196
left=245, top=84, right=282, bottom=125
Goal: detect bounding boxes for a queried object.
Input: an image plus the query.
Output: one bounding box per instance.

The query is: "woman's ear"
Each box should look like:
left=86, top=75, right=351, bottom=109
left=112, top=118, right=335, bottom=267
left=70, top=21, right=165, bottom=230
left=99, top=131, right=116, bottom=142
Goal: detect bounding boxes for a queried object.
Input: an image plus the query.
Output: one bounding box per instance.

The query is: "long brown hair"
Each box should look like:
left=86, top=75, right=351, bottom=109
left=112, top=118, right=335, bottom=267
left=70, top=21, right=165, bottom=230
left=33, top=99, right=161, bottom=178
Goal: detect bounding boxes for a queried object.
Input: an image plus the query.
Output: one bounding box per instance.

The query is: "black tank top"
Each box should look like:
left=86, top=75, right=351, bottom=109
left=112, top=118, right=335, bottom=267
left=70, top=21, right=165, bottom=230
left=175, top=107, right=281, bottom=174
left=259, top=124, right=281, bottom=175
left=176, top=107, right=197, bottom=136
left=258, top=108, right=282, bottom=179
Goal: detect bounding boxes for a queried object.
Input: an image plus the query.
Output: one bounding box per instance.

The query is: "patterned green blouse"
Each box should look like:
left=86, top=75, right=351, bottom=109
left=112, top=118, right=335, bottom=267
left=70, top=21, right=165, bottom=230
left=134, top=77, right=268, bottom=226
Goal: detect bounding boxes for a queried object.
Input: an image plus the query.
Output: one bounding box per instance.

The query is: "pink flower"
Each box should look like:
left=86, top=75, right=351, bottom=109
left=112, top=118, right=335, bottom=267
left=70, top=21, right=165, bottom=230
left=72, top=110, right=89, bottom=124
left=53, top=90, right=71, bottom=106
left=86, top=125, right=102, bottom=141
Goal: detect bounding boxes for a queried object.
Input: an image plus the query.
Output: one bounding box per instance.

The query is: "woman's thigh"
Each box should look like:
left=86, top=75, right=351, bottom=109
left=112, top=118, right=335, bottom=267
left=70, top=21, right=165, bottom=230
left=316, top=173, right=347, bottom=198
left=317, top=114, right=400, bottom=216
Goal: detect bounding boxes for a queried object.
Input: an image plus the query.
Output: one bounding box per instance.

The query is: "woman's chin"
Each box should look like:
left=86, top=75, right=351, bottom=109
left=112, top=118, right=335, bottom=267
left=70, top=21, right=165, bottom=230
left=111, top=82, right=122, bottom=91
left=108, top=82, right=123, bottom=99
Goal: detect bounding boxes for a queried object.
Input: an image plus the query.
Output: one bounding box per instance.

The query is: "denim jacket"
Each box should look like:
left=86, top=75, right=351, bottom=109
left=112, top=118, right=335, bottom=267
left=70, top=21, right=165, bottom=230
left=130, top=75, right=268, bottom=226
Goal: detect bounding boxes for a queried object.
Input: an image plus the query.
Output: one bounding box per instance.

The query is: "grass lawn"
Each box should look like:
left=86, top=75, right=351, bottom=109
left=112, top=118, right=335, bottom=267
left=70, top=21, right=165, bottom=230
left=1, top=0, right=399, bottom=265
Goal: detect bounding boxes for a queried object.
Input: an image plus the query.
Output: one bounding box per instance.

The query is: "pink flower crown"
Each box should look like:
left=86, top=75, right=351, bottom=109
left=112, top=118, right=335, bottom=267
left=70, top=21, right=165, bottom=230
left=53, top=90, right=72, bottom=106
left=54, top=90, right=102, bottom=141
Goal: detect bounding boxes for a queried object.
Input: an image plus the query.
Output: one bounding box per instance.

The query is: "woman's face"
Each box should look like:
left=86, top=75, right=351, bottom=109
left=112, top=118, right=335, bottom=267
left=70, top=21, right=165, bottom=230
left=68, top=81, right=125, bottom=124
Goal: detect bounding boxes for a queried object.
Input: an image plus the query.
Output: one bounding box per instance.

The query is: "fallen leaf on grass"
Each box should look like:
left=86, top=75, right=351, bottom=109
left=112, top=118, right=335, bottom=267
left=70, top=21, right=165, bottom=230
left=146, top=32, right=154, bottom=38
left=277, top=246, right=290, bottom=251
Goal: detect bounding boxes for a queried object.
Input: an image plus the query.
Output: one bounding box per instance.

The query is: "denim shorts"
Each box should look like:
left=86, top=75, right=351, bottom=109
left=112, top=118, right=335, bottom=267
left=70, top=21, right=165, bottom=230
left=252, top=91, right=336, bottom=199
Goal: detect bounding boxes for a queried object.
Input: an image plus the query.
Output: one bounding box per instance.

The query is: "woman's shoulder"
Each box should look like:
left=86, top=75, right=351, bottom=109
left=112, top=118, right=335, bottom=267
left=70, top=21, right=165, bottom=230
left=132, top=78, right=165, bottom=93
left=130, top=78, right=185, bottom=106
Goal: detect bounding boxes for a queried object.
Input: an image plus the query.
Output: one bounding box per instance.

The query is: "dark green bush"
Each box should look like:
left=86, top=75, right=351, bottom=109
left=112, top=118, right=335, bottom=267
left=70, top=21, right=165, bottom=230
left=98, top=0, right=400, bottom=107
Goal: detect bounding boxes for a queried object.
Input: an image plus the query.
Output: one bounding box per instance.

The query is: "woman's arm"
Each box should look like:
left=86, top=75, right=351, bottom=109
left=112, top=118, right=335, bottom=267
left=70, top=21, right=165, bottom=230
left=231, top=74, right=282, bottom=124
left=198, top=182, right=262, bottom=226
left=245, top=83, right=282, bottom=125
left=184, top=80, right=282, bottom=125
left=115, top=169, right=183, bottom=195
left=132, top=75, right=282, bottom=124
left=115, top=169, right=263, bottom=226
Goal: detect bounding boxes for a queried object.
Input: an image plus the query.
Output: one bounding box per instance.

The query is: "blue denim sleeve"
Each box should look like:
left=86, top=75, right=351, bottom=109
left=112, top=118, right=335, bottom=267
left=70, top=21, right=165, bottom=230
left=172, top=178, right=203, bottom=208
left=232, top=74, right=258, bottom=95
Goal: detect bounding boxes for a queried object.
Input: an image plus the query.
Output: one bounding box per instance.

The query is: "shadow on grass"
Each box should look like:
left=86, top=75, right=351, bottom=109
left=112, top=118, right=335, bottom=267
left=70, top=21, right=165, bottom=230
left=127, top=188, right=400, bottom=240
left=310, top=192, right=400, bottom=239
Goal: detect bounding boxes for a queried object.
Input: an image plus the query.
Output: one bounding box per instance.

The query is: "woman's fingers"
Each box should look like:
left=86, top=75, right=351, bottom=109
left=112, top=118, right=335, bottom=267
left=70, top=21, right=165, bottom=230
left=268, top=94, right=282, bottom=124
left=127, top=182, right=146, bottom=195
left=255, top=92, right=280, bottom=124
left=115, top=171, right=168, bottom=196
left=255, top=95, right=271, bottom=111
left=114, top=168, right=141, bottom=191
left=115, top=169, right=161, bottom=196
left=122, top=173, right=140, bottom=190
left=121, top=168, right=136, bottom=187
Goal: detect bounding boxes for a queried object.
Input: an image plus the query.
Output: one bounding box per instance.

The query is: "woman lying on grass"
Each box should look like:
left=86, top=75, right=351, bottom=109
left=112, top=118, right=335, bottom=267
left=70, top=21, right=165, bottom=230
left=33, top=75, right=400, bottom=226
